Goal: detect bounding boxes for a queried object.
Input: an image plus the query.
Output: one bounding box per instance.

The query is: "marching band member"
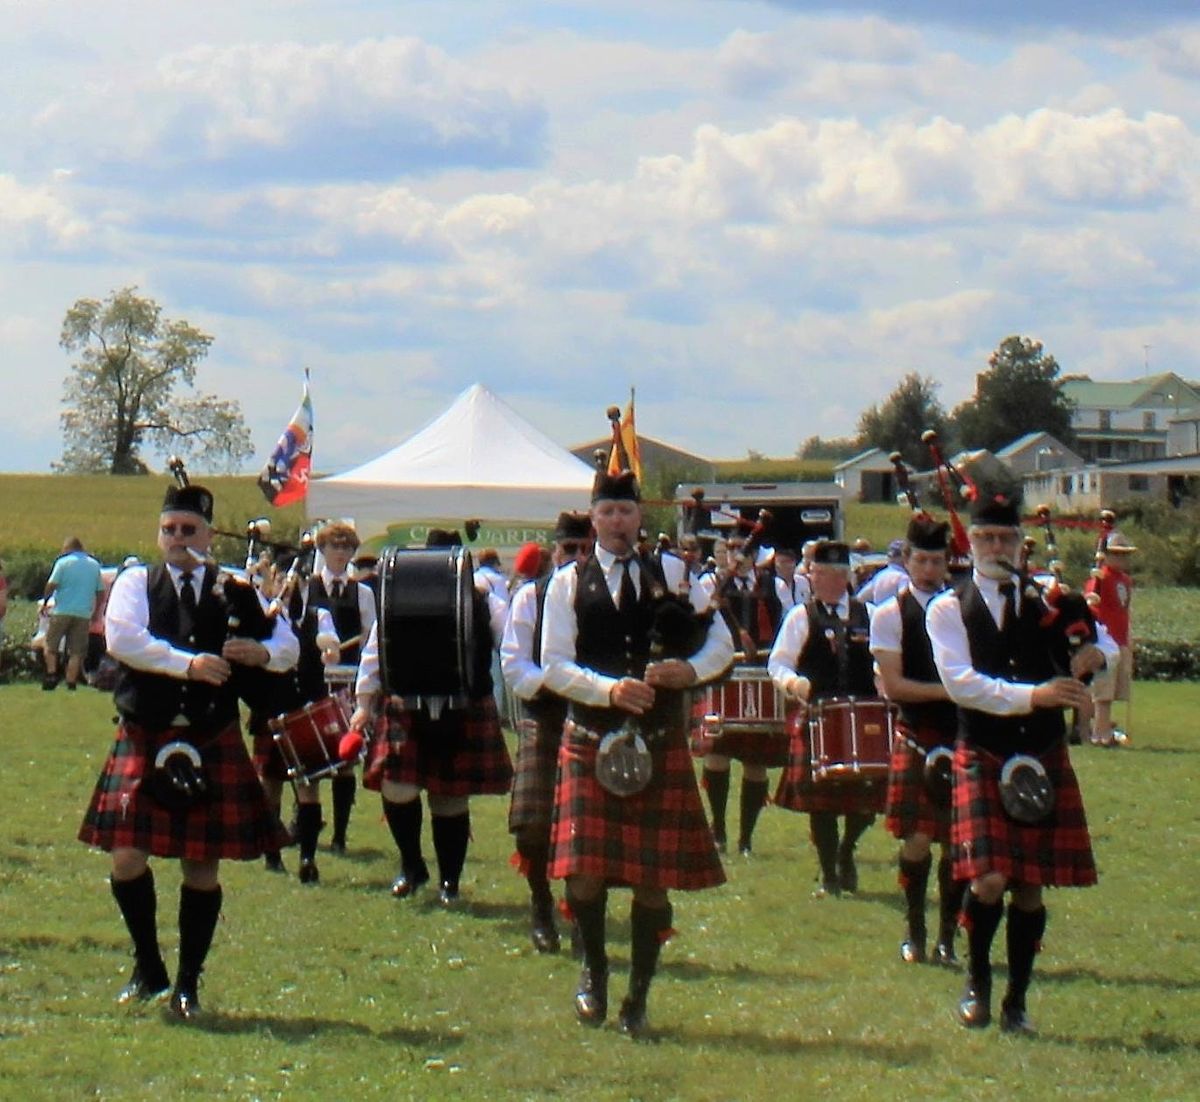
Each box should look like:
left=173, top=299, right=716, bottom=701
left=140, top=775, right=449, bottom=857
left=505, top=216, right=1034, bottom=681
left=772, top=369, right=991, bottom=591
left=540, top=469, right=733, bottom=1036
left=926, top=490, right=1113, bottom=1033
left=79, top=482, right=298, bottom=1019
left=769, top=540, right=883, bottom=897
left=354, top=530, right=513, bottom=905
left=773, top=545, right=812, bottom=613
left=283, top=521, right=377, bottom=881
left=869, top=515, right=965, bottom=965
left=501, top=512, right=594, bottom=952
left=1083, top=532, right=1136, bottom=747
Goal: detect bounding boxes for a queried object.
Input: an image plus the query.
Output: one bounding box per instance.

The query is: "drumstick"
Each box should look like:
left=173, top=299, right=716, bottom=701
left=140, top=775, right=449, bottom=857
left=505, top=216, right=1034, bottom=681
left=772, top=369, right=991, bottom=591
left=338, top=633, right=364, bottom=651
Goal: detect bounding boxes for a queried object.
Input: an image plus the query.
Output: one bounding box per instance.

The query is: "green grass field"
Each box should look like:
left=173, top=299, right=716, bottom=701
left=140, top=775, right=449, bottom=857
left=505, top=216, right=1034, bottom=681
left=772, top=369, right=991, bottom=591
left=1, top=683, right=1197, bottom=1101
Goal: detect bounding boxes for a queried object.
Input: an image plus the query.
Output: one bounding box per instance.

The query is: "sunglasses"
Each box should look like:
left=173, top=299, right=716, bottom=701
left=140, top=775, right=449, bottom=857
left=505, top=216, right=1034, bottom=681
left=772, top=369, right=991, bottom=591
left=161, top=523, right=199, bottom=537
left=559, top=540, right=589, bottom=555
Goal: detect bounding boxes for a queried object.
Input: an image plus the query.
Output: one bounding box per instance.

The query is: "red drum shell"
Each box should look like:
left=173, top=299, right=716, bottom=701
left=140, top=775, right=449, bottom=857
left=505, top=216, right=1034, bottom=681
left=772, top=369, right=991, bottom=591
left=808, top=696, right=895, bottom=783
left=269, top=695, right=352, bottom=784
left=692, top=666, right=787, bottom=735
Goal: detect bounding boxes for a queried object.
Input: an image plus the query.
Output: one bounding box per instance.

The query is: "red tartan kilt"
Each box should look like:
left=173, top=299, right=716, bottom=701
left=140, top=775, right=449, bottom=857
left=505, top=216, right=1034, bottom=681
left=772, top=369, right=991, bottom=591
left=362, top=695, right=514, bottom=798
left=885, top=724, right=953, bottom=843
left=508, top=716, right=562, bottom=836
left=548, top=724, right=726, bottom=891
left=251, top=730, right=290, bottom=782
left=78, top=720, right=287, bottom=861
left=773, top=720, right=887, bottom=815
left=691, top=727, right=790, bottom=767
left=951, top=741, right=1097, bottom=887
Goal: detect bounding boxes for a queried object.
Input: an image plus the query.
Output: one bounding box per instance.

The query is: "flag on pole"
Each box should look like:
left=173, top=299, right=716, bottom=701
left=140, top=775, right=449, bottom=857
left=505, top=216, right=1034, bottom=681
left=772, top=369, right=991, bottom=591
left=258, top=372, right=313, bottom=507
left=606, top=388, right=642, bottom=484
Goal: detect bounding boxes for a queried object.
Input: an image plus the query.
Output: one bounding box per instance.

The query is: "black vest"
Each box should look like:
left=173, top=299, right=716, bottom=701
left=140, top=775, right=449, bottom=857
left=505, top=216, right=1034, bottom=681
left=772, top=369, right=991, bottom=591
left=797, top=598, right=874, bottom=702
left=721, top=574, right=768, bottom=649
left=956, top=577, right=1065, bottom=756
left=897, top=588, right=958, bottom=738
left=570, top=552, right=679, bottom=733
left=295, top=576, right=363, bottom=702
left=519, top=574, right=569, bottom=728
left=113, top=563, right=239, bottom=731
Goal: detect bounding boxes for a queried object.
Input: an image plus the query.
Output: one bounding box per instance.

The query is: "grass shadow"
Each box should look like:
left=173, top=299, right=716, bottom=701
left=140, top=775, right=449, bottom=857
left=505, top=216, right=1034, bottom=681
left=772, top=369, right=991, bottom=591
left=1038, top=964, right=1200, bottom=992
left=667, top=1023, right=934, bottom=1063
left=1037, top=1029, right=1200, bottom=1056
left=171, top=1009, right=463, bottom=1048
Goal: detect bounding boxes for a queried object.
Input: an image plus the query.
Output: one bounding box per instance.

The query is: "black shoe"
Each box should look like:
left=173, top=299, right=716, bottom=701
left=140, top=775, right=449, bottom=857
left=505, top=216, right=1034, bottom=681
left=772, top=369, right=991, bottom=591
left=900, top=939, right=926, bottom=964
left=574, top=966, right=608, bottom=1026
left=42, top=677, right=57, bottom=691
left=1000, top=999, right=1036, bottom=1035
left=169, top=985, right=202, bottom=1021
left=531, top=910, right=561, bottom=954
left=813, top=879, right=841, bottom=899
left=618, top=993, right=649, bottom=1037
left=65, top=681, right=78, bottom=691
left=298, top=860, right=319, bottom=885
left=932, top=941, right=959, bottom=967
left=737, top=839, right=752, bottom=857
left=264, top=852, right=286, bottom=874
left=117, top=963, right=170, bottom=1005
left=329, top=838, right=347, bottom=856
left=438, top=881, right=460, bottom=906
left=957, top=983, right=992, bottom=1029
left=390, top=868, right=430, bottom=899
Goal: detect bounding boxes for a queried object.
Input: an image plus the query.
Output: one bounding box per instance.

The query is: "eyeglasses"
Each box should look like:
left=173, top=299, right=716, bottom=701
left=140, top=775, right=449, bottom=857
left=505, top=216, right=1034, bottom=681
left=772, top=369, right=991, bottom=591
left=559, top=540, right=589, bottom=555
left=161, top=523, right=198, bottom=537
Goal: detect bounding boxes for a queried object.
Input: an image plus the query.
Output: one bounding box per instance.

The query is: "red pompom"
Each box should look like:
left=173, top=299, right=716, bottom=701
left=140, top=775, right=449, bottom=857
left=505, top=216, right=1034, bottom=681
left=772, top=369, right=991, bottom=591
left=338, top=730, right=365, bottom=761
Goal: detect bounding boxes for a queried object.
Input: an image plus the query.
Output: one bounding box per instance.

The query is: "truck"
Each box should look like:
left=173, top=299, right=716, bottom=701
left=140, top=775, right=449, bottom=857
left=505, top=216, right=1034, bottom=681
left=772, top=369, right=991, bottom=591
left=674, top=480, right=844, bottom=552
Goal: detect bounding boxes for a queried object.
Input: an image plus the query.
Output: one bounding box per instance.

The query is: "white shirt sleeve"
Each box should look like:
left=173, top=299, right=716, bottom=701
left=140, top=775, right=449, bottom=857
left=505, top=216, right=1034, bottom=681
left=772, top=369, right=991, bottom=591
left=767, top=602, right=811, bottom=698
left=355, top=620, right=380, bottom=699
left=500, top=581, right=544, bottom=700
left=868, top=596, right=903, bottom=655
left=104, top=566, right=193, bottom=679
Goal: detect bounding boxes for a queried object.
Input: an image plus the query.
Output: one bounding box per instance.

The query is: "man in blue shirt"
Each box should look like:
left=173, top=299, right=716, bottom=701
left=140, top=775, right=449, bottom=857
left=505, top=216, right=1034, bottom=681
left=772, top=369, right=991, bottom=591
left=43, top=537, right=104, bottom=690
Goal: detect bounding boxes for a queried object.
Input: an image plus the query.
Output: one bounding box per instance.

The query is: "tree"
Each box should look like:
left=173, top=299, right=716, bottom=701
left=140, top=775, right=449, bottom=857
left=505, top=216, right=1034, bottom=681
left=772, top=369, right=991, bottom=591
left=57, top=287, right=254, bottom=474
left=951, top=335, right=1076, bottom=453
left=795, top=435, right=860, bottom=461
left=856, top=372, right=950, bottom=468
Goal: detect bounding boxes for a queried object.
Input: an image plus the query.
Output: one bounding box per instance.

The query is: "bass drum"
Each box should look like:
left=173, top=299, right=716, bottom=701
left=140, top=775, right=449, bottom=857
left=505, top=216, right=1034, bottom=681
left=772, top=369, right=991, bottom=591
left=378, top=546, right=477, bottom=704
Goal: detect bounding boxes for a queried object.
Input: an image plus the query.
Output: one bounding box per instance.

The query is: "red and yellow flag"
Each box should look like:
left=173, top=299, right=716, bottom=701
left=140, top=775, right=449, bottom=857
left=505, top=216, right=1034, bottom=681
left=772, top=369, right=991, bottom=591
left=607, top=389, right=642, bottom=483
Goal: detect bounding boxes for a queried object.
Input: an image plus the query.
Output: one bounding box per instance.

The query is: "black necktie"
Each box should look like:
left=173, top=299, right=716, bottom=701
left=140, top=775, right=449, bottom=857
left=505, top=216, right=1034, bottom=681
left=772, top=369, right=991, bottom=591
left=179, top=571, right=197, bottom=640
left=618, top=558, right=637, bottom=610
left=998, top=582, right=1016, bottom=631
left=330, top=579, right=343, bottom=601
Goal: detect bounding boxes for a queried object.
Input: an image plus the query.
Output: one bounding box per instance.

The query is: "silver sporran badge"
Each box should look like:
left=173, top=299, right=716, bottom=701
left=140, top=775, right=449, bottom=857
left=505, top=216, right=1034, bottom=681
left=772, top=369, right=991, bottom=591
left=998, top=753, right=1055, bottom=824
left=595, top=725, right=653, bottom=797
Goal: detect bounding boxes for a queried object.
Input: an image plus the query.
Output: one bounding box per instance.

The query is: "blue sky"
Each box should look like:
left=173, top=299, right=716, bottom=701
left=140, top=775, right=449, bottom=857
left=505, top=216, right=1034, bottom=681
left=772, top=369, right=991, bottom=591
left=3, top=1, right=1199, bottom=474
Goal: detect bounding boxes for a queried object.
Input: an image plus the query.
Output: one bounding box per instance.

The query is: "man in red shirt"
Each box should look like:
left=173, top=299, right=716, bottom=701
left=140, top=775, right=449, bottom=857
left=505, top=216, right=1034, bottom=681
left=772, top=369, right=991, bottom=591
left=1083, top=533, right=1136, bottom=747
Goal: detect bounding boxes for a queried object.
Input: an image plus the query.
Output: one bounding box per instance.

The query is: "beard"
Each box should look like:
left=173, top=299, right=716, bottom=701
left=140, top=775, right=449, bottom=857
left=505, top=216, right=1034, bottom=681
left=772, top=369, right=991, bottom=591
left=974, top=557, right=1013, bottom=581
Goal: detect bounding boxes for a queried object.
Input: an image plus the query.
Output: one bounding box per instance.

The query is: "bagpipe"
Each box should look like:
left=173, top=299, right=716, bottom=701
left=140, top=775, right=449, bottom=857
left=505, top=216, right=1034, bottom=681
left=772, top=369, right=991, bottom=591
left=921, top=429, right=976, bottom=573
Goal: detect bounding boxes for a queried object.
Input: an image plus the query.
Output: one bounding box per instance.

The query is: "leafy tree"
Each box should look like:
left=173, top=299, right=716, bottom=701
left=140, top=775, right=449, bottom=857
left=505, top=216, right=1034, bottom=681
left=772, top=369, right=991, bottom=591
left=856, top=372, right=950, bottom=467
left=952, top=335, right=1076, bottom=453
left=57, top=287, right=253, bottom=474
left=796, top=435, right=860, bottom=461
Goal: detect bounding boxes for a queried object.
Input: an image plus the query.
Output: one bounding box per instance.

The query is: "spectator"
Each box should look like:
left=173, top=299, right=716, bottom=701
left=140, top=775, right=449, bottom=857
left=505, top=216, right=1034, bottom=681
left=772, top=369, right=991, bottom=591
left=42, top=537, right=105, bottom=691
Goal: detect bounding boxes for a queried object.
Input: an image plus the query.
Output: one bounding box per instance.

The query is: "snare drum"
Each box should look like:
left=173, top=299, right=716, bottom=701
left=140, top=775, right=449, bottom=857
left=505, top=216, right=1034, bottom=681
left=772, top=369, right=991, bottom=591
left=269, top=695, right=357, bottom=786
left=378, top=546, right=477, bottom=706
left=808, top=696, right=895, bottom=783
left=690, top=666, right=789, bottom=764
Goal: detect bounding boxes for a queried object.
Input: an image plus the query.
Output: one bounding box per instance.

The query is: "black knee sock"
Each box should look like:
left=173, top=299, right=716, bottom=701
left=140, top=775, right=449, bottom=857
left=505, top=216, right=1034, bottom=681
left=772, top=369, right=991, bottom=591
left=177, top=884, right=223, bottom=990
left=295, top=802, right=323, bottom=863
left=566, top=890, right=608, bottom=973
left=839, top=812, right=875, bottom=855
left=738, top=778, right=770, bottom=847
left=810, top=812, right=840, bottom=883
left=518, top=837, right=554, bottom=916
left=937, top=856, right=967, bottom=945
left=110, top=868, right=168, bottom=986
left=330, top=774, right=356, bottom=845
left=431, top=811, right=471, bottom=891
left=1004, top=904, right=1047, bottom=1010
left=703, top=768, right=731, bottom=840
left=899, top=852, right=933, bottom=942
left=629, top=900, right=673, bottom=993
left=963, top=892, right=1005, bottom=994
left=382, top=797, right=427, bottom=879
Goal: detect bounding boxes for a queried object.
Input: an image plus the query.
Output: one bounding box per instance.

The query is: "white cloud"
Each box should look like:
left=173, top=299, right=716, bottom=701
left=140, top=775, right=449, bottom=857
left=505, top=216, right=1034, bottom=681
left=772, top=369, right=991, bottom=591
left=0, top=175, right=90, bottom=251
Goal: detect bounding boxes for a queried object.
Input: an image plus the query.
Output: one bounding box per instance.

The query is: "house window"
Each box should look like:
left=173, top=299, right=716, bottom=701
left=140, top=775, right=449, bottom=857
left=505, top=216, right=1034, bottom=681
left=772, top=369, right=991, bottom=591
left=1129, top=475, right=1150, bottom=492
left=1061, top=476, right=1072, bottom=495
left=1099, top=411, right=1112, bottom=431
left=1144, top=411, right=1156, bottom=430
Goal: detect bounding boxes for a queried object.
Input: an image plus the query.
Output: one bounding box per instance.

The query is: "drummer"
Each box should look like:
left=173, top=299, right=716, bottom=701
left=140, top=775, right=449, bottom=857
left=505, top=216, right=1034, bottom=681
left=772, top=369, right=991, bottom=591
left=501, top=512, right=594, bottom=952
left=354, top=530, right=513, bottom=905
left=869, top=515, right=965, bottom=965
left=768, top=540, right=884, bottom=896
left=283, top=520, right=377, bottom=882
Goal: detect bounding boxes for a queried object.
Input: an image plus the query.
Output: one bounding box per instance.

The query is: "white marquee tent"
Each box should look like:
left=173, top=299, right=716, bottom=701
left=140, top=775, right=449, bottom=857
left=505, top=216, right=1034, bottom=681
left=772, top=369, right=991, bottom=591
left=307, top=383, right=596, bottom=542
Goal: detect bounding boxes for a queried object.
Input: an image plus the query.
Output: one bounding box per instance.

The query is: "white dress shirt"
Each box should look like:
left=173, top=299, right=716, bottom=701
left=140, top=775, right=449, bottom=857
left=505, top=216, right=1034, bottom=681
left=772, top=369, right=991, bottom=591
left=925, top=571, right=1118, bottom=716
left=105, top=562, right=299, bottom=678
left=868, top=586, right=936, bottom=657
left=775, top=572, right=812, bottom=612
left=540, top=547, right=734, bottom=708
left=767, top=593, right=850, bottom=698
left=500, top=577, right=545, bottom=701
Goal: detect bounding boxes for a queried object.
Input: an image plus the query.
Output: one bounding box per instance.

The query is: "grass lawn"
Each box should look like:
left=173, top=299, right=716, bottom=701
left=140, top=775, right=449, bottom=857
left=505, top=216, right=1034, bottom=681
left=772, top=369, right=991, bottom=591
left=1, top=682, right=1197, bottom=1100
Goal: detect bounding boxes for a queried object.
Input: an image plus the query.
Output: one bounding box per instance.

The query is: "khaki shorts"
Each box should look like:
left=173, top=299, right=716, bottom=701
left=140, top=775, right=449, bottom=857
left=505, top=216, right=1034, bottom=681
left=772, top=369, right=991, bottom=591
left=1091, top=644, right=1132, bottom=704
left=45, top=614, right=91, bottom=658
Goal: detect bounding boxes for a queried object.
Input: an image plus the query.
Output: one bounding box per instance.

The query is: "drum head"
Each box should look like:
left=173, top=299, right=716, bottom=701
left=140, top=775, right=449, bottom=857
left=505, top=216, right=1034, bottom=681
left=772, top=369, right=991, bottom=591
left=378, top=546, right=476, bottom=700
left=595, top=729, right=653, bottom=797
left=999, top=754, right=1055, bottom=824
